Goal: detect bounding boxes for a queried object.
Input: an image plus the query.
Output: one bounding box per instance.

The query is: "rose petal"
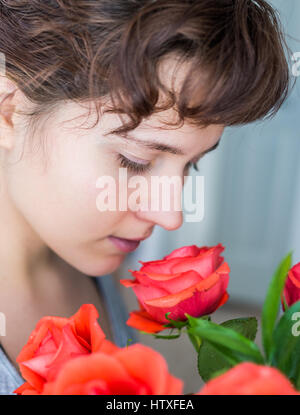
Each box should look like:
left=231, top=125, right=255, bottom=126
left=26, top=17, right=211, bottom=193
left=171, top=244, right=224, bottom=277
left=71, top=304, right=106, bottom=352
left=126, top=310, right=168, bottom=333
left=114, top=344, right=183, bottom=394
left=289, top=271, right=300, bottom=288
left=119, top=278, right=138, bottom=288
left=130, top=269, right=183, bottom=282
left=45, top=324, right=90, bottom=381
left=132, top=284, right=170, bottom=307
left=144, top=273, right=229, bottom=322
left=140, top=257, right=186, bottom=275
left=163, top=245, right=205, bottom=260
left=21, top=353, right=56, bottom=379
left=42, top=352, right=147, bottom=395
left=197, top=363, right=300, bottom=395
left=131, top=269, right=203, bottom=294
left=144, top=271, right=220, bottom=308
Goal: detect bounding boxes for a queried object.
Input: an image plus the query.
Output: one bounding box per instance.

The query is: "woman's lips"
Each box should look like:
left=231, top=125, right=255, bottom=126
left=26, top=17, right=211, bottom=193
left=108, top=236, right=141, bottom=253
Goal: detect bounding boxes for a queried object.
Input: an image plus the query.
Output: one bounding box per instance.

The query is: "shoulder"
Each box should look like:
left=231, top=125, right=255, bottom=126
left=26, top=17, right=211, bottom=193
left=0, top=345, right=24, bottom=395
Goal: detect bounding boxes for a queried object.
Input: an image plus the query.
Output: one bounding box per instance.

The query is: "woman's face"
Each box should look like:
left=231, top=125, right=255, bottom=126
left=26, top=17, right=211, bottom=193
left=0, top=68, right=224, bottom=277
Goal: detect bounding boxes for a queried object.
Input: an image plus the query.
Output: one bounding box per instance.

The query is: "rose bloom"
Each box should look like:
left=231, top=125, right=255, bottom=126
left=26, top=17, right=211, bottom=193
left=14, top=304, right=110, bottom=394
left=120, top=243, right=230, bottom=333
left=40, top=343, right=183, bottom=395
left=196, top=362, right=300, bottom=395
left=14, top=304, right=183, bottom=395
left=282, top=262, right=300, bottom=311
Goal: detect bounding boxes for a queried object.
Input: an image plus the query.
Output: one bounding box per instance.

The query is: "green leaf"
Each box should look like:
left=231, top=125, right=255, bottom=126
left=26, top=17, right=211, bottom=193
left=197, top=341, right=233, bottom=381
left=269, top=300, right=300, bottom=387
left=186, top=315, right=211, bottom=353
left=209, top=367, right=230, bottom=380
left=186, top=314, right=211, bottom=325
left=187, top=330, right=202, bottom=352
left=282, top=294, right=289, bottom=312
left=221, top=317, right=258, bottom=341
left=197, top=317, right=258, bottom=382
left=152, top=333, right=182, bottom=339
left=186, top=315, right=264, bottom=364
left=261, top=252, right=292, bottom=361
left=140, top=326, right=182, bottom=339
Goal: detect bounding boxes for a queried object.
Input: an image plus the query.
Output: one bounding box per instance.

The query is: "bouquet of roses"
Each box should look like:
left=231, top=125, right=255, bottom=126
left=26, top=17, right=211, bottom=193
left=14, top=243, right=300, bottom=395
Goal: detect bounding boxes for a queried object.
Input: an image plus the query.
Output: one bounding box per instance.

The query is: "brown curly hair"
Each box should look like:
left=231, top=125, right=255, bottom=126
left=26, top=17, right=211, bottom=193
left=0, top=0, right=294, bottom=139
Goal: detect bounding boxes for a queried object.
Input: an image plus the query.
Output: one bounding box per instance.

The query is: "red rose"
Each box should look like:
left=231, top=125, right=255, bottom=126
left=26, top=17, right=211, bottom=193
left=120, top=244, right=230, bottom=333
left=282, top=262, right=300, bottom=311
left=40, top=343, right=183, bottom=395
left=14, top=304, right=111, bottom=394
left=196, top=362, right=300, bottom=395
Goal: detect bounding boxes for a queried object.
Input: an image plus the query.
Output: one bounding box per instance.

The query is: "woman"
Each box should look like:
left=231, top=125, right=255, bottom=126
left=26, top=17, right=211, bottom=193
left=0, top=0, right=292, bottom=394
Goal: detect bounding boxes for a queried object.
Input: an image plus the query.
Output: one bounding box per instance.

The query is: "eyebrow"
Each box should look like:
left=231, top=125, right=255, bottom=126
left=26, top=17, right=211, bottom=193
left=113, top=133, right=221, bottom=158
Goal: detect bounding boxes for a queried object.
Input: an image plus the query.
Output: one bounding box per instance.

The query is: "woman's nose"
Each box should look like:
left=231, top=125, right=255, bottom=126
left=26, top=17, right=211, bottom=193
left=133, top=179, right=184, bottom=231
left=136, top=205, right=184, bottom=231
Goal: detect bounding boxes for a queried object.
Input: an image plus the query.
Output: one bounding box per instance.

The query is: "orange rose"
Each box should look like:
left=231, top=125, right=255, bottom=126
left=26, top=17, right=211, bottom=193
left=14, top=304, right=110, bottom=394
left=282, top=262, right=300, bottom=311
left=196, top=362, right=300, bottom=395
left=120, top=244, right=230, bottom=333
left=40, top=343, right=183, bottom=395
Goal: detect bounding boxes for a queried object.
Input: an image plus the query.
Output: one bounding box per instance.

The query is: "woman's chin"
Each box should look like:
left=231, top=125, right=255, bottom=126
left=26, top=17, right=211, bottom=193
left=78, top=253, right=126, bottom=277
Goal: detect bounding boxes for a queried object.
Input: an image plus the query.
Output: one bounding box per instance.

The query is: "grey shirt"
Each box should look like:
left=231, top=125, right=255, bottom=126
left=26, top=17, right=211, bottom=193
left=0, top=274, right=139, bottom=395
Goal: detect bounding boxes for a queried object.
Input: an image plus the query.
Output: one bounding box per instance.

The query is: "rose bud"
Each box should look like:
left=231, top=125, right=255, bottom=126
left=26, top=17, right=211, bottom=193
left=282, top=262, right=300, bottom=311
left=120, top=243, right=230, bottom=333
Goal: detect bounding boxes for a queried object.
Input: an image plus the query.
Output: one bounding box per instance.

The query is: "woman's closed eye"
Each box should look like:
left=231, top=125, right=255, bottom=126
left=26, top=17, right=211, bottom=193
left=116, top=153, right=152, bottom=174
left=116, top=153, right=199, bottom=175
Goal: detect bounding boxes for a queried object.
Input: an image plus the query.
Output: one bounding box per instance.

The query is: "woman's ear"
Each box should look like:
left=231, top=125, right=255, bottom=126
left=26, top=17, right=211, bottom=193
left=0, top=76, right=19, bottom=150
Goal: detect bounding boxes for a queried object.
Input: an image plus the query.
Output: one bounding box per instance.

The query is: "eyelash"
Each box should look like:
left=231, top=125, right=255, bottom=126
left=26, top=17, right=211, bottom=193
left=116, top=154, right=199, bottom=174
